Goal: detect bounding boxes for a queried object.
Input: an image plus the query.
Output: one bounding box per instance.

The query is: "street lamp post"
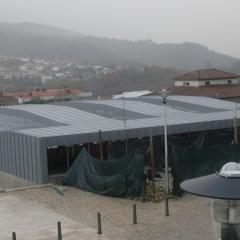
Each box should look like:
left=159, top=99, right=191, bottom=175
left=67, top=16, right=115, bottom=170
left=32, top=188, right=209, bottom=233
left=160, top=89, right=170, bottom=216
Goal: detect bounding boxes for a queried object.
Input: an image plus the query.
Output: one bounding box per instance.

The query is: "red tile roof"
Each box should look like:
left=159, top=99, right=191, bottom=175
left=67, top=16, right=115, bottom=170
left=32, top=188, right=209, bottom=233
left=168, top=84, right=240, bottom=99
left=3, top=87, right=83, bottom=99
left=175, top=69, right=239, bottom=81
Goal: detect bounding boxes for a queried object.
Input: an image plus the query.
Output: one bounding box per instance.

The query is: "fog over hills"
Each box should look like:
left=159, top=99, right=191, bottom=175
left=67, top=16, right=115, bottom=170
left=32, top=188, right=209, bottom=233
left=0, top=22, right=84, bottom=38
left=0, top=22, right=240, bottom=71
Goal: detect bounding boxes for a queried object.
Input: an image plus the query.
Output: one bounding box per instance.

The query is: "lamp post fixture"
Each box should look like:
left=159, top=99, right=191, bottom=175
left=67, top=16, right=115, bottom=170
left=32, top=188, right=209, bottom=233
left=181, top=162, right=240, bottom=240
left=160, top=89, right=170, bottom=216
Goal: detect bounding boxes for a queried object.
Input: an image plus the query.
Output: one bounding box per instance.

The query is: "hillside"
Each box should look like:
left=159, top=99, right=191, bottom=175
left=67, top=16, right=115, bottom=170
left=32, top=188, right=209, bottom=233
left=66, top=66, right=183, bottom=96
left=0, top=22, right=240, bottom=71
left=84, top=38, right=240, bottom=70
left=0, top=31, right=120, bottom=66
left=0, top=22, right=83, bottom=39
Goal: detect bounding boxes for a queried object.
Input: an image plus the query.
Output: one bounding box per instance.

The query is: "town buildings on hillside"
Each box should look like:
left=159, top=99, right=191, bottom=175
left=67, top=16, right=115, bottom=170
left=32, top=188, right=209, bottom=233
left=0, top=56, right=119, bottom=87
left=169, top=69, right=240, bottom=101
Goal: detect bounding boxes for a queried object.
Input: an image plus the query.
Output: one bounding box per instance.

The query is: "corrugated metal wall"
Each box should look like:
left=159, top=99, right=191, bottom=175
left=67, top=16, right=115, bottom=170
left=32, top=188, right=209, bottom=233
left=0, top=118, right=234, bottom=185
left=0, top=132, right=47, bottom=184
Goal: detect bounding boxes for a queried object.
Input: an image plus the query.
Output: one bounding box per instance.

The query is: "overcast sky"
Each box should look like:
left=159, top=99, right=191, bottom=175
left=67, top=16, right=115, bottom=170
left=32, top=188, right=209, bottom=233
left=0, top=0, right=240, bottom=58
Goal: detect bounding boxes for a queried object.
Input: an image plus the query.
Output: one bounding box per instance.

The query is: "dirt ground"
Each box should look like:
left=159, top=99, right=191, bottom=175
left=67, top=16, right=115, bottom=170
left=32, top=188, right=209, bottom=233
left=0, top=186, right=215, bottom=240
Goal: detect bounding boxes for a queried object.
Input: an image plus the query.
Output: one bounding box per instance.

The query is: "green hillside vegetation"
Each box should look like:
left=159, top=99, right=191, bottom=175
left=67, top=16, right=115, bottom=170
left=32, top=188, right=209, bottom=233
left=48, top=66, right=183, bottom=96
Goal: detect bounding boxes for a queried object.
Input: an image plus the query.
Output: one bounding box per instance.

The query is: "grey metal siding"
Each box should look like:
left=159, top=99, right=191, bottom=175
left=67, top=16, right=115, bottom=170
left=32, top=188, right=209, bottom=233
left=0, top=133, right=3, bottom=170
left=14, top=133, right=20, bottom=177
left=31, top=136, right=37, bottom=183
left=6, top=133, right=10, bottom=173
left=0, top=132, right=45, bottom=184
left=18, top=134, right=25, bottom=179
left=22, top=135, right=28, bottom=180
left=3, top=132, right=7, bottom=172
left=26, top=136, right=33, bottom=181
left=11, top=133, right=17, bottom=176
left=38, top=138, right=48, bottom=183
left=35, top=137, right=41, bottom=183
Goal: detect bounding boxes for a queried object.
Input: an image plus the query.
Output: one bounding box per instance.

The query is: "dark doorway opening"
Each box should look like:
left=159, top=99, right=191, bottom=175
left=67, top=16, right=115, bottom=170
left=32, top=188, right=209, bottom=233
left=46, top=140, right=138, bottom=184
left=47, top=145, right=83, bottom=176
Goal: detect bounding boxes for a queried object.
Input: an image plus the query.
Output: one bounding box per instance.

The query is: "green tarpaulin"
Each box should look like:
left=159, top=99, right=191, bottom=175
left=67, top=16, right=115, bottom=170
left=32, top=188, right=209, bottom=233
left=64, top=148, right=144, bottom=197
left=64, top=128, right=240, bottom=197
left=169, top=129, right=240, bottom=194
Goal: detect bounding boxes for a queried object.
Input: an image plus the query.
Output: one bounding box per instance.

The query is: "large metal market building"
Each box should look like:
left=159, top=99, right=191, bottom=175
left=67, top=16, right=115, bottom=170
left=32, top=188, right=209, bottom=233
left=0, top=95, right=238, bottom=184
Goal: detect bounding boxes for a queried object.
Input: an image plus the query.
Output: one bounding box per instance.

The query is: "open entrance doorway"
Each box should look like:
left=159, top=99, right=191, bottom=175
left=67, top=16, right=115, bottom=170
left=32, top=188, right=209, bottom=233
left=47, top=145, right=82, bottom=184
left=47, top=142, right=106, bottom=184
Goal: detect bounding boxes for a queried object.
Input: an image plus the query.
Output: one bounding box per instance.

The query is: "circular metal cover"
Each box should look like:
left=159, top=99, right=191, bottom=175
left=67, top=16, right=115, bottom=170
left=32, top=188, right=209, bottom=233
left=180, top=173, right=240, bottom=200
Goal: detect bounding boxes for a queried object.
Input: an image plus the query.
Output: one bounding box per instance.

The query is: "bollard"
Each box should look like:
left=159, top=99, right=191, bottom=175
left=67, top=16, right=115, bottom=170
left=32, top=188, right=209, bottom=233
left=133, top=204, right=137, bottom=224
left=165, top=197, right=169, bottom=216
left=12, top=232, right=16, bottom=240
left=58, top=221, right=62, bottom=240
left=97, top=212, right=102, bottom=234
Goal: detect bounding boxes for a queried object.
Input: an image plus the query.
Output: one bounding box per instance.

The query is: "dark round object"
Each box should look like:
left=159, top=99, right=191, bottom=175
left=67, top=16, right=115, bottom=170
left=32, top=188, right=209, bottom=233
left=180, top=174, right=240, bottom=200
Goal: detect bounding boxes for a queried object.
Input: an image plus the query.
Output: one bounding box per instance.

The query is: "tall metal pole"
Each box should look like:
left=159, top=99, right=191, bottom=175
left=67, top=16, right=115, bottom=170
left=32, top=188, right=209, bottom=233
left=150, top=134, right=155, bottom=194
left=233, top=103, right=238, bottom=144
left=98, top=129, right=104, bottom=160
left=235, top=103, right=238, bottom=144
left=164, top=100, right=169, bottom=194
left=161, top=89, right=169, bottom=216
left=66, top=146, right=69, bottom=170
left=123, top=97, right=128, bottom=160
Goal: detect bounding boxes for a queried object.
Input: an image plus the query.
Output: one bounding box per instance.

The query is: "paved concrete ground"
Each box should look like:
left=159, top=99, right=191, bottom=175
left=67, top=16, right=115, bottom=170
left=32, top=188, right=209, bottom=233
left=1, top=186, right=215, bottom=240
left=0, top=170, right=33, bottom=190
left=0, top=194, right=108, bottom=240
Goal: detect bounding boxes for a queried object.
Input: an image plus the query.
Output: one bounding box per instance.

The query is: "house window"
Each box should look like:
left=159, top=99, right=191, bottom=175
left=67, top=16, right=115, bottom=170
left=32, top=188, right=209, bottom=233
left=205, top=81, right=210, bottom=85
left=228, top=80, right=232, bottom=84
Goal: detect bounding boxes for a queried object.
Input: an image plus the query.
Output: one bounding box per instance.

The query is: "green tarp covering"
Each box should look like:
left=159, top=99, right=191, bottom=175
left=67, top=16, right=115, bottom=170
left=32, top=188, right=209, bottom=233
left=64, top=128, right=240, bottom=197
left=169, top=130, right=240, bottom=194
left=64, top=148, right=144, bottom=197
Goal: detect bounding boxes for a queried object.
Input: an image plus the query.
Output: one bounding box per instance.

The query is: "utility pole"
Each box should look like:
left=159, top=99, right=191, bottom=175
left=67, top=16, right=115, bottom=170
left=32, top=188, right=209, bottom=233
left=160, top=89, right=169, bottom=216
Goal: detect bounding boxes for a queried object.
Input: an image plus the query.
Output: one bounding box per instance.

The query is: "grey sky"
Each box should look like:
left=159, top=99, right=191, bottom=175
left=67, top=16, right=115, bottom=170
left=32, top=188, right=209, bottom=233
left=0, top=0, right=240, bottom=58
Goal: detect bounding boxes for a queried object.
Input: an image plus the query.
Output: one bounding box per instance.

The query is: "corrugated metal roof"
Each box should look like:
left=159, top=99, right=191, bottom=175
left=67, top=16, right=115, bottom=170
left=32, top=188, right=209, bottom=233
left=0, top=96, right=238, bottom=143
left=113, top=90, right=152, bottom=99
